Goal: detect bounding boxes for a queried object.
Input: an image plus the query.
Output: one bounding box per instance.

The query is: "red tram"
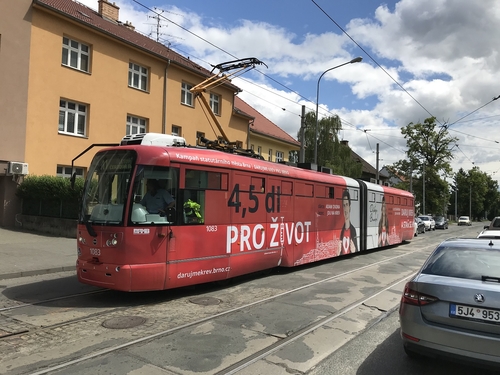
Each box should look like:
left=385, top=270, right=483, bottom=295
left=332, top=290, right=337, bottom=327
left=76, top=133, right=414, bottom=291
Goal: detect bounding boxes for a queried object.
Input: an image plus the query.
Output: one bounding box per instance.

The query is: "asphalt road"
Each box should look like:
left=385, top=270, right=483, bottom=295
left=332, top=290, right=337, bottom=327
left=1, top=223, right=496, bottom=375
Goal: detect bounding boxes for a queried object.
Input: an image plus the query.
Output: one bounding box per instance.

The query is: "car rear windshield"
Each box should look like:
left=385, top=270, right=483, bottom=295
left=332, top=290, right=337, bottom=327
left=421, top=246, right=500, bottom=280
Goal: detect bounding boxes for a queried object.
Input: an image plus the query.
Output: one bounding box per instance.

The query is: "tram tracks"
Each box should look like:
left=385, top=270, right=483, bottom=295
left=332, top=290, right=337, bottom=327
left=0, top=241, right=438, bottom=375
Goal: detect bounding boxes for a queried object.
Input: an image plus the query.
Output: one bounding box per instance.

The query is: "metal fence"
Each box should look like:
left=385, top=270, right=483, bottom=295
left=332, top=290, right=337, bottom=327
left=22, top=199, right=79, bottom=219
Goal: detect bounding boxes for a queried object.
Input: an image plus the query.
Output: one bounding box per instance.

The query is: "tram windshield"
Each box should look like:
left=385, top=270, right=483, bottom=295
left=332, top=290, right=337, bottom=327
left=80, top=149, right=180, bottom=228
left=80, top=150, right=135, bottom=226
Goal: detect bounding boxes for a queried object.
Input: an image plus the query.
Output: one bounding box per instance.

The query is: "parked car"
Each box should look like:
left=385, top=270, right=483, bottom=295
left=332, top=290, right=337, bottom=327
left=399, top=238, right=500, bottom=367
left=477, top=229, right=500, bottom=239
left=484, top=217, right=500, bottom=230
left=433, top=215, right=448, bottom=229
left=418, top=215, right=435, bottom=231
left=458, top=216, right=472, bottom=226
left=414, top=217, right=425, bottom=236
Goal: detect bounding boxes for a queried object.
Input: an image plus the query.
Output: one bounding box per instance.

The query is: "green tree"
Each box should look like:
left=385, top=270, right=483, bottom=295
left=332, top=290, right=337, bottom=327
left=326, top=142, right=362, bottom=178
left=298, top=111, right=339, bottom=165
left=387, top=117, right=458, bottom=215
left=298, top=111, right=362, bottom=178
left=452, top=167, right=500, bottom=221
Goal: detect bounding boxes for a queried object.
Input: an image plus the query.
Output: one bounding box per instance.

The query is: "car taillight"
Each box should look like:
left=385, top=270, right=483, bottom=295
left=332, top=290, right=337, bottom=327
left=401, top=283, right=438, bottom=306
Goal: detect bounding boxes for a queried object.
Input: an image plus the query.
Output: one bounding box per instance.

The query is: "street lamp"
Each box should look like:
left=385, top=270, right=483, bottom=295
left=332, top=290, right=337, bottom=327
left=314, top=56, right=362, bottom=165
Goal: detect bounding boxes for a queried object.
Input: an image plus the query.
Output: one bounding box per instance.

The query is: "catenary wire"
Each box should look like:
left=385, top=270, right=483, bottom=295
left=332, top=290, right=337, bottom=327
left=131, top=0, right=496, bottom=162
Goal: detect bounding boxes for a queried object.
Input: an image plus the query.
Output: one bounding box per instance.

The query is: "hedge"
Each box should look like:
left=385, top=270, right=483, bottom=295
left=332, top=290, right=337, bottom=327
left=16, top=175, right=85, bottom=219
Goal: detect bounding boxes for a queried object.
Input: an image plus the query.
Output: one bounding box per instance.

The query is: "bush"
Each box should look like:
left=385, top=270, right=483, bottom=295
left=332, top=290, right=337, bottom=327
left=16, top=175, right=85, bottom=219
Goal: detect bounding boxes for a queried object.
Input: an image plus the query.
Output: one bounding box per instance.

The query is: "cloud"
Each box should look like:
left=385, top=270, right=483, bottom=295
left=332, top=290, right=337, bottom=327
left=75, top=0, right=500, bottom=184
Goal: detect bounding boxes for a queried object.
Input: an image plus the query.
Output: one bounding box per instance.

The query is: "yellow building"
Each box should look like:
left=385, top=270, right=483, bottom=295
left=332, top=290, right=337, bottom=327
left=0, top=0, right=299, bottom=226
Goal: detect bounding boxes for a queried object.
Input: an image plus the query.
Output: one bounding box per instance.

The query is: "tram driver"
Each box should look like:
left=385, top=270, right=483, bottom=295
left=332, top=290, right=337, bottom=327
left=140, top=179, right=175, bottom=215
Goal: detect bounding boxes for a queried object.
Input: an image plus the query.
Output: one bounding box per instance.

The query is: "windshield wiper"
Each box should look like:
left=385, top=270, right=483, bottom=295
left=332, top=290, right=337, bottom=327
left=85, top=220, right=97, bottom=237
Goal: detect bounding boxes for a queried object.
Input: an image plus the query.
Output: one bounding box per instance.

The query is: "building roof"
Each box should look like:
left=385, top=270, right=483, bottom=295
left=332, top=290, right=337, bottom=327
left=234, top=97, right=300, bottom=147
left=340, top=140, right=377, bottom=176
left=33, top=0, right=240, bottom=92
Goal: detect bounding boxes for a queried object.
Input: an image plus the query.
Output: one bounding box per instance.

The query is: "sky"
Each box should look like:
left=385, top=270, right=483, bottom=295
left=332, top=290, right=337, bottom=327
left=78, top=0, right=500, bottom=186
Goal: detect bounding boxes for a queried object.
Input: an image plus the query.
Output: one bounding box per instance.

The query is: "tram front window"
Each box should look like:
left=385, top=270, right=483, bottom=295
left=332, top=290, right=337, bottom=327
left=130, top=165, right=179, bottom=225
left=80, top=150, right=135, bottom=226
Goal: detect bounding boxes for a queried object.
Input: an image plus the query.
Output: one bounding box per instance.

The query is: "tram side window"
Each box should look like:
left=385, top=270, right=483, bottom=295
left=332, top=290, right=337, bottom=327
left=295, top=182, right=313, bottom=197
left=181, top=170, right=227, bottom=224
left=315, top=185, right=334, bottom=199
left=252, top=177, right=265, bottom=193
left=131, top=166, right=179, bottom=225
left=185, top=169, right=227, bottom=190
left=281, top=180, right=292, bottom=196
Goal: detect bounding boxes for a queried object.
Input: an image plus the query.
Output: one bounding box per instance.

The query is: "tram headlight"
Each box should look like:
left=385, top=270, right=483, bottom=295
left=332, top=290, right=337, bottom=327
left=106, top=238, right=118, bottom=246
left=105, top=232, right=122, bottom=247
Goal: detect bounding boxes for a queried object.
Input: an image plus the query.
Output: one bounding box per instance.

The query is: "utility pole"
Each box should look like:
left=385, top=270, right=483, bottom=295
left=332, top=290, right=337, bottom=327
left=409, top=160, right=413, bottom=193
left=422, top=166, right=426, bottom=215
left=299, top=105, right=305, bottom=163
left=376, top=143, right=379, bottom=184
left=470, top=185, right=472, bottom=220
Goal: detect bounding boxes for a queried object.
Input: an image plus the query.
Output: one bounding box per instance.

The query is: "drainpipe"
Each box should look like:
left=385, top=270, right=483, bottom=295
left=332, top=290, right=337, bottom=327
left=162, top=60, right=170, bottom=134
left=247, top=119, right=254, bottom=149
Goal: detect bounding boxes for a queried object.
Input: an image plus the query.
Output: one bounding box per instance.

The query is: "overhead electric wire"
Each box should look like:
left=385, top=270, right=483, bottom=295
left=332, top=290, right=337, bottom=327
left=455, top=144, right=475, bottom=165
left=447, top=95, right=500, bottom=128
left=130, top=0, right=498, bottom=163
left=310, top=0, right=441, bottom=125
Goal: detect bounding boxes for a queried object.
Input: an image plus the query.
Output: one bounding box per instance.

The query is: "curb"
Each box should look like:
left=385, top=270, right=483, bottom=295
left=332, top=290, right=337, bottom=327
left=0, top=266, right=76, bottom=281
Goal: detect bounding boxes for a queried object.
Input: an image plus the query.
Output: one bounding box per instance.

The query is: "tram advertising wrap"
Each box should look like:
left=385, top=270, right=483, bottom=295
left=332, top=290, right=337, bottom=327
left=76, top=138, right=414, bottom=291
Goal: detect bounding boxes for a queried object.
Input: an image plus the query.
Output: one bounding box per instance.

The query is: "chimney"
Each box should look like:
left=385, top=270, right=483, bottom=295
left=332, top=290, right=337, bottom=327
left=124, top=21, right=135, bottom=31
left=340, top=140, right=349, bottom=147
left=98, top=0, right=119, bottom=22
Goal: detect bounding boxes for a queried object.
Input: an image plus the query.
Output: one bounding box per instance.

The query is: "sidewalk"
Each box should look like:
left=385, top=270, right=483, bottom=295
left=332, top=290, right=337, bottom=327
left=0, top=227, right=76, bottom=280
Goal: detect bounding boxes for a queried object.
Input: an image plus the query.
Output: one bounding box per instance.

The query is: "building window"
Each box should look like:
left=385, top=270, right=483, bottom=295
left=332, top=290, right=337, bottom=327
left=128, top=62, right=148, bottom=91
left=57, top=165, right=84, bottom=179
left=257, top=146, right=262, bottom=155
left=196, top=132, right=206, bottom=146
left=250, top=144, right=254, bottom=151
left=268, top=149, right=272, bottom=162
left=59, top=99, right=87, bottom=136
left=172, top=125, right=181, bottom=136
left=126, top=115, right=147, bottom=135
left=276, top=151, right=284, bottom=162
left=62, top=37, right=89, bottom=72
left=210, top=93, right=220, bottom=115
left=181, top=82, right=194, bottom=106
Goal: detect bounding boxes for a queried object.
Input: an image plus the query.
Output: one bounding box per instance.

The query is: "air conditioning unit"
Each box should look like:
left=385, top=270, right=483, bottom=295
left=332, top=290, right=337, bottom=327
left=8, top=162, right=29, bottom=175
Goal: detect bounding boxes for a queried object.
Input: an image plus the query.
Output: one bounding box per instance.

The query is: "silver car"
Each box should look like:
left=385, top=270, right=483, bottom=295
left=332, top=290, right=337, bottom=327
left=399, top=238, right=500, bottom=367
left=418, top=215, right=435, bottom=231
